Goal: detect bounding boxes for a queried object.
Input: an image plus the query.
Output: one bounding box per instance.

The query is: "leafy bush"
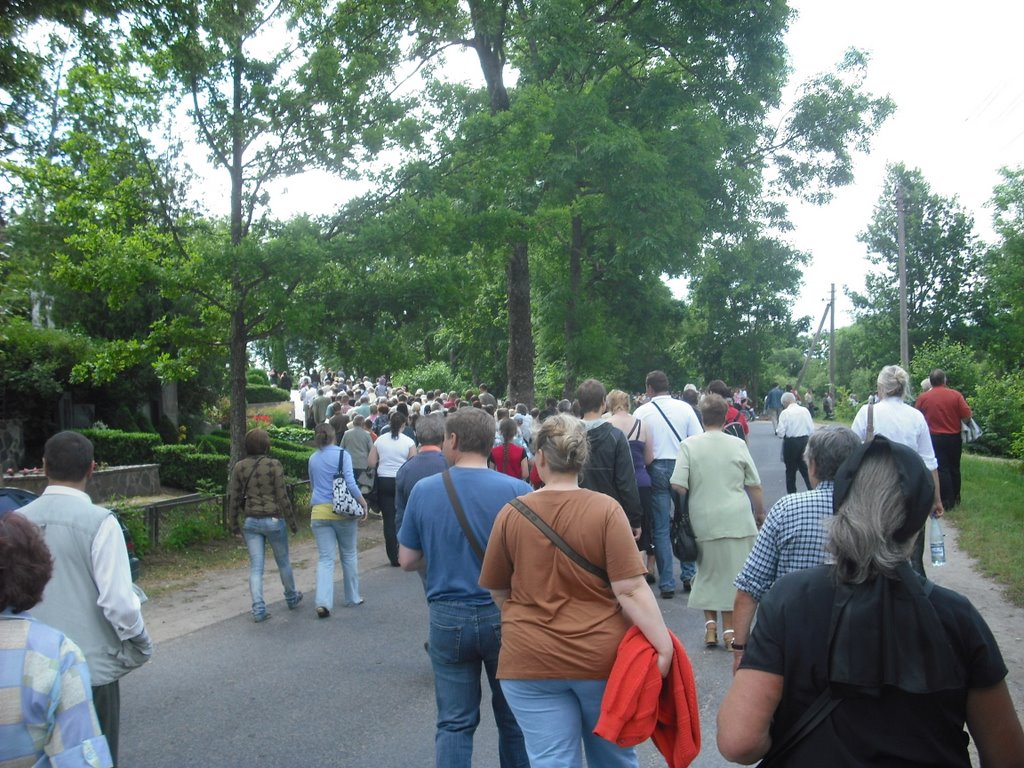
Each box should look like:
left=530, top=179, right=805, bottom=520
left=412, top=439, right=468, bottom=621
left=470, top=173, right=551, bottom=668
left=245, top=384, right=291, bottom=403
left=79, top=429, right=162, bottom=465
left=161, top=501, right=228, bottom=551
left=271, top=409, right=297, bottom=427
left=910, top=339, right=982, bottom=401
left=970, top=372, right=1024, bottom=461
left=109, top=406, right=141, bottom=432
left=246, top=369, right=270, bottom=385
left=267, top=425, right=313, bottom=447
left=153, top=445, right=229, bottom=491
left=117, top=508, right=151, bottom=557
left=389, top=360, right=469, bottom=397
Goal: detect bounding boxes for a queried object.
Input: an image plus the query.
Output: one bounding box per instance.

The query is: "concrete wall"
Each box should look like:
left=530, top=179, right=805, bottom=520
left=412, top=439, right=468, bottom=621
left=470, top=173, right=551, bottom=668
left=3, top=464, right=162, bottom=504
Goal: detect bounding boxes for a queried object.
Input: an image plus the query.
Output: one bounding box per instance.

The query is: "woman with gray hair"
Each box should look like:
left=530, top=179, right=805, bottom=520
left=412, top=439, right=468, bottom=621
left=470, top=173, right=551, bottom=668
left=718, top=436, right=1024, bottom=767
left=850, top=364, right=942, bottom=575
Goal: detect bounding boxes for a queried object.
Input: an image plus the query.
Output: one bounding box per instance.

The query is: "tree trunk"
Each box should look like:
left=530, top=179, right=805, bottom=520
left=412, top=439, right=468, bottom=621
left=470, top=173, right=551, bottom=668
left=506, top=241, right=534, bottom=406
left=468, top=0, right=534, bottom=406
left=563, top=214, right=583, bottom=399
left=229, top=308, right=248, bottom=468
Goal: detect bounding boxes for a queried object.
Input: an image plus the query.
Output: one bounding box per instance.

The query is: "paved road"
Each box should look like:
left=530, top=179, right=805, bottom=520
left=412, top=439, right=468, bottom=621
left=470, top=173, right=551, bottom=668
left=120, top=421, right=789, bottom=767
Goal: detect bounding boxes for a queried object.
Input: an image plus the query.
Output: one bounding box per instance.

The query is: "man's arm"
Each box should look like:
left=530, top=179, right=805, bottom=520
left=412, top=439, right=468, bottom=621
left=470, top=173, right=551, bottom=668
left=398, top=544, right=424, bottom=571
left=92, top=516, right=145, bottom=641
left=731, top=590, right=757, bottom=674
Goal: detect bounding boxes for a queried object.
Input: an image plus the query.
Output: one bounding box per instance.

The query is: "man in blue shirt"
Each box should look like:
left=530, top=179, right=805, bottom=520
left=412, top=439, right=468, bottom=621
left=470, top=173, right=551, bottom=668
left=730, top=425, right=860, bottom=672
left=398, top=407, right=530, bottom=768
left=764, top=382, right=784, bottom=431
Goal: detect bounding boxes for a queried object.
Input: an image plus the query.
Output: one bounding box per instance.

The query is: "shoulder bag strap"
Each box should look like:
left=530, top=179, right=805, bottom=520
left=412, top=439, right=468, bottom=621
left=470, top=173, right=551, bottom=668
left=627, top=417, right=641, bottom=441
left=508, top=498, right=610, bottom=585
left=865, top=402, right=875, bottom=442
left=335, top=446, right=346, bottom=475
left=443, top=469, right=485, bottom=562
left=651, top=399, right=682, bottom=443
left=757, top=687, right=841, bottom=768
left=241, top=456, right=265, bottom=502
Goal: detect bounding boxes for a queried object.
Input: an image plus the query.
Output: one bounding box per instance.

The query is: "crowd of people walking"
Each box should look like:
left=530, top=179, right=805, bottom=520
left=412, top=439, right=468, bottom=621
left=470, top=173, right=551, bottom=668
left=1, top=363, right=1020, bottom=768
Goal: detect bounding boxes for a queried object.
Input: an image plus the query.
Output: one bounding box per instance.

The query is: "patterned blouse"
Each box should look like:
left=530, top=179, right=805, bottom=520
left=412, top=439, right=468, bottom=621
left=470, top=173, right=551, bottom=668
left=228, top=454, right=294, bottom=532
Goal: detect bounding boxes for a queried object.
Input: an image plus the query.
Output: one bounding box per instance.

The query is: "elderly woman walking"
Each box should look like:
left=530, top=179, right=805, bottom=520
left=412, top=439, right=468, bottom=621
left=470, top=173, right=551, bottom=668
left=718, top=436, right=1024, bottom=766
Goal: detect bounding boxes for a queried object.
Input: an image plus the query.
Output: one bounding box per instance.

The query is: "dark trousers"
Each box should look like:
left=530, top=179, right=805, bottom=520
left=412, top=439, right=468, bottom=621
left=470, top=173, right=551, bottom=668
left=377, top=476, right=399, bottom=565
left=93, top=680, right=121, bottom=766
left=636, top=485, right=654, bottom=554
left=782, top=436, right=811, bottom=494
left=931, top=432, right=964, bottom=508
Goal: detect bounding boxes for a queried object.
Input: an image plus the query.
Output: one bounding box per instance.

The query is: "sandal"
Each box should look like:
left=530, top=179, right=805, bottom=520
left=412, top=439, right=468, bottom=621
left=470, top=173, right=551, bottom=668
left=704, top=620, right=718, bottom=647
left=723, top=629, right=735, bottom=652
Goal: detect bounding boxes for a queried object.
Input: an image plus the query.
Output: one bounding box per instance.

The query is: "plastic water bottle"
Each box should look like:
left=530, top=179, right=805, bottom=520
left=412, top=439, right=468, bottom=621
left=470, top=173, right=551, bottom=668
left=930, top=517, right=946, bottom=567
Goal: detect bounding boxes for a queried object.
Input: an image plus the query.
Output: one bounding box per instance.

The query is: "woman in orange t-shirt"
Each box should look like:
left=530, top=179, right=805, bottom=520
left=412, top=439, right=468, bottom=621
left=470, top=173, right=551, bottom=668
left=480, top=414, right=673, bottom=768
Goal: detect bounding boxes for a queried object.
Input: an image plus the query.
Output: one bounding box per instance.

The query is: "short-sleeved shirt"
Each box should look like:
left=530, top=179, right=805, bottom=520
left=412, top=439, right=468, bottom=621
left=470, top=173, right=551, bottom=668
left=480, top=489, right=646, bottom=680
left=733, top=481, right=835, bottom=602
left=634, top=395, right=703, bottom=460
left=490, top=443, right=527, bottom=478
left=915, top=386, right=972, bottom=435
left=851, top=398, right=938, bottom=470
left=740, top=566, right=1007, bottom=767
left=340, top=427, right=373, bottom=468
left=670, top=431, right=760, bottom=540
left=399, top=467, right=531, bottom=604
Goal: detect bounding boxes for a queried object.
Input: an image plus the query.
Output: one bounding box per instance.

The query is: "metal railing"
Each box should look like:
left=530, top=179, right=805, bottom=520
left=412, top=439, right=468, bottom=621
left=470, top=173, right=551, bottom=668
left=134, top=479, right=311, bottom=549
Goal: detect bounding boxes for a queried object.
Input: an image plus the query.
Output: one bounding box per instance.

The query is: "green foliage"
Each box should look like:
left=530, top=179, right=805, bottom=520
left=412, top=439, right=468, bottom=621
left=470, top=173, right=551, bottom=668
left=245, top=385, right=291, bottom=403
left=0, top=318, right=91, bottom=407
left=161, top=501, right=228, bottom=552
left=910, top=339, right=982, bottom=402
left=246, top=369, right=270, bottom=385
left=78, top=429, right=161, bottom=465
left=970, top=372, right=1024, bottom=461
left=390, top=361, right=469, bottom=397
left=270, top=409, right=295, bottom=427
left=153, top=445, right=228, bottom=492
left=852, top=164, right=983, bottom=354
left=981, top=166, right=1024, bottom=372
left=117, top=508, right=151, bottom=558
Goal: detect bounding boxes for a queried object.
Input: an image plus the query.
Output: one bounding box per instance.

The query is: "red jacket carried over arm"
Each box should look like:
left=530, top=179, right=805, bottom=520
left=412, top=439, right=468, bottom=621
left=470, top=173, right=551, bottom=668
left=595, top=626, right=701, bottom=768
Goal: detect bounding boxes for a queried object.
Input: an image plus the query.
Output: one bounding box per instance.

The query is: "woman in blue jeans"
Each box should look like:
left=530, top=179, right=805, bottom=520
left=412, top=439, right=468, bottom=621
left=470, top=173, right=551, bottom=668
left=228, top=428, right=302, bottom=622
left=308, top=422, right=367, bottom=618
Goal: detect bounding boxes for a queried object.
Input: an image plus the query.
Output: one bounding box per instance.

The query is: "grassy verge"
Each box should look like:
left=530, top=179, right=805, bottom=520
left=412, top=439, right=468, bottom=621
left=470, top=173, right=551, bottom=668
left=948, top=454, right=1024, bottom=607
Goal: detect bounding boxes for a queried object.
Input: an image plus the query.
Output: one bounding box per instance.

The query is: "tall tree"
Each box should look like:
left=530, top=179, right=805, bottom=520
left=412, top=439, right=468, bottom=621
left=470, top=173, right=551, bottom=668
left=851, top=163, right=983, bottom=358
left=982, top=165, right=1024, bottom=372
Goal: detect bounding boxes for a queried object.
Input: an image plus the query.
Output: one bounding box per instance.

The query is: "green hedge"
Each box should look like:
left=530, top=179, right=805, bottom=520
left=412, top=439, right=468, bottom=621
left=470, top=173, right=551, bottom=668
left=245, top=385, right=290, bottom=403
left=78, top=429, right=162, bottom=465
left=246, top=369, right=270, bottom=385
left=193, top=432, right=310, bottom=479
left=153, top=445, right=229, bottom=492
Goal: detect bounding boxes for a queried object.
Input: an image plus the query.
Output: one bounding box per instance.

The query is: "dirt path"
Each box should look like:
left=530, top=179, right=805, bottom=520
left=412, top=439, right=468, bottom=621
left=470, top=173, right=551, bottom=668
left=140, top=516, right=1023, bottom=719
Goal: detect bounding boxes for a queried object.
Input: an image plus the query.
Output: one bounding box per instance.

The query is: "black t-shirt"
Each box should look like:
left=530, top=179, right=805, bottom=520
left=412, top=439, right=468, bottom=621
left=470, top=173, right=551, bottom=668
left=741, top=566, right=1007, bottom=767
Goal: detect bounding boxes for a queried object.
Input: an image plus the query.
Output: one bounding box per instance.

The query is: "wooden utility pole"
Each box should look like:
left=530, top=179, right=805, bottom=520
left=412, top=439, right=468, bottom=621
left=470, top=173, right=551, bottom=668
left=897, top=183, right=910, bottom=369
left=796, top=296, right=832, bottom=391
left=829, top=283, right=836, bottom=398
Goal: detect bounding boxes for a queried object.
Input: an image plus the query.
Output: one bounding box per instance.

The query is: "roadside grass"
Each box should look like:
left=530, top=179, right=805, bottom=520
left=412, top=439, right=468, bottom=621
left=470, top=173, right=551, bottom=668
left=948, top=454, right=1024, bottom=607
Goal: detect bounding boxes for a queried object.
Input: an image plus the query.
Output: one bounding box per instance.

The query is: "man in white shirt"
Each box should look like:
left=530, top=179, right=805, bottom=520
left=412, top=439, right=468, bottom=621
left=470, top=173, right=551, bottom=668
left=21, top=431, right=152, bottom=766
left=776, top=391, right=815, bottom=493
left=634, top=370, right=703, bottom=598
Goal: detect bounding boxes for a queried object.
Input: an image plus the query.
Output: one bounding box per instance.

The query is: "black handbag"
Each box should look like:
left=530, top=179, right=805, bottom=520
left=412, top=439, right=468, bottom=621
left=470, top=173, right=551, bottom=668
left=670, top=490, right=698, bottom=561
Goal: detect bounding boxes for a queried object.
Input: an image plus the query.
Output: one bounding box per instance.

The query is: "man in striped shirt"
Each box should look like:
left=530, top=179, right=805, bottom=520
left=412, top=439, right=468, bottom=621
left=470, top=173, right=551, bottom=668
left=729, top=426, right=860, bottom=671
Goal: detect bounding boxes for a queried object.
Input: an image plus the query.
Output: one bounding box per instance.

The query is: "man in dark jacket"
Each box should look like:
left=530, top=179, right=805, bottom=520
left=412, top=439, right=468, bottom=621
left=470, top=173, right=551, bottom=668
left=577, top=378, right=642, bottom=536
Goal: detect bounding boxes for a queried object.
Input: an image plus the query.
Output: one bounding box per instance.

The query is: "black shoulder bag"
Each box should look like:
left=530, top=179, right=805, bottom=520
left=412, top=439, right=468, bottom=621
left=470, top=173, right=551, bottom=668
left=650, top=400, right=698, bottom=561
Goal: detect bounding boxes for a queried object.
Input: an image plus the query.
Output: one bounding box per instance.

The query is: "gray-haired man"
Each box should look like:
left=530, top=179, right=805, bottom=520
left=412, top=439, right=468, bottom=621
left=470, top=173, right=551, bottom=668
left=730, top=425, right=861, bottom=671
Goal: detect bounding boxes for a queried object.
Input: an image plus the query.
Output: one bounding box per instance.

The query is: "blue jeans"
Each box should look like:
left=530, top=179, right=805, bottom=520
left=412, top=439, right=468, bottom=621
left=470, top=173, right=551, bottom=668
left=312, top=518, right=361, bottom=609
left=242, top=516, right=300, bottom=617
left=501, top=678, right=638, bottom=768
left=428, top=601, right=528, bottom=768
left=649, top=460, right=696, bottom=589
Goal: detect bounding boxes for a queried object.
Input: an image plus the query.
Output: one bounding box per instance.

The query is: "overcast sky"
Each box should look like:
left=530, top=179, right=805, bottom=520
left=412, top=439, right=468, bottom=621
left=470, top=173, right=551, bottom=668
left=783, top=0, right=1024, bottom=325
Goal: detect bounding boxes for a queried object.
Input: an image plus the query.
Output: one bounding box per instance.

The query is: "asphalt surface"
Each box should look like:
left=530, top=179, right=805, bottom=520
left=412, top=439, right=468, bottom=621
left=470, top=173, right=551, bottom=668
left=120, top=421, right=790, bottom=768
